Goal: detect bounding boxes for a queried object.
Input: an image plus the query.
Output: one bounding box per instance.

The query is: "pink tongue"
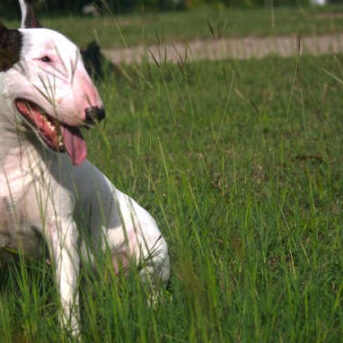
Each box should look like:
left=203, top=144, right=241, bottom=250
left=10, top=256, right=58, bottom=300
left=61, top=126, right=87, bottom=166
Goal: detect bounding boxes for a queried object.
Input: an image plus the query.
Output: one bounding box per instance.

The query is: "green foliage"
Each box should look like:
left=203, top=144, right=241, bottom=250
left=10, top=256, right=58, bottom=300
left=69, top=0, right=312, bottom=12
left=0, top=0, right=314, bottom=15
left=98, top=0, right=312, bottom=12
left=1, top=4, right=343, bottom=343
left=2, top=51, right=343, bottom=342
left=200, top=0, right=311, bottom=8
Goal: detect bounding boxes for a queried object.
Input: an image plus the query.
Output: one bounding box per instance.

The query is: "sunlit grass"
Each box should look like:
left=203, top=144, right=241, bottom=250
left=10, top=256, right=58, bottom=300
left=1, top=5, right=343, bottom=342
left=2, top=53, right=343, bottom=341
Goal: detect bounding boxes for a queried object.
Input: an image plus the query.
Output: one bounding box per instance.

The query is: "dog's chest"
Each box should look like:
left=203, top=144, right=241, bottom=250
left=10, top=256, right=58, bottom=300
left=0, top=199, right=42, bottom=264
left=0, top=197, right=44, bottom=260
left=0, top=151, right=45, bottom=259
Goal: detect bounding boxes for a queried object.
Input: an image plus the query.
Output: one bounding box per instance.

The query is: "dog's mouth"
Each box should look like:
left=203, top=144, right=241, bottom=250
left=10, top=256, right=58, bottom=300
left=15, top=99, right=87, bottom=166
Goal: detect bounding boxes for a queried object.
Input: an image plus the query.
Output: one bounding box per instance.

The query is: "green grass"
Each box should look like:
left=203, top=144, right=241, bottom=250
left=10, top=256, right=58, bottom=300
left=5, top=5, right=343, bottom=48
left=2, top=4, right=343, bottom=342
left=2, top=51, right=343, bottom=341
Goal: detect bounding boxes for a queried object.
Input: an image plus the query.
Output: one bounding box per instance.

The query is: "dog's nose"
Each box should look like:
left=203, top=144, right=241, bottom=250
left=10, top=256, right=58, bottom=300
left=85, top=106, right=106, bottom=125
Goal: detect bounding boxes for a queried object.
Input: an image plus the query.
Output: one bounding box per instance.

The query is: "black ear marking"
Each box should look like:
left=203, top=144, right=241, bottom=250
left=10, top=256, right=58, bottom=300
left=19, top=0, right=41, bottom=28
left=0, top=23, right=23, bottom=72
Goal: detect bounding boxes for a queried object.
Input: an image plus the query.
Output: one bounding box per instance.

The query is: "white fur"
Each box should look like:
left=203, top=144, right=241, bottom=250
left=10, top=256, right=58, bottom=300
left=0, top=24, right=169, bottom=335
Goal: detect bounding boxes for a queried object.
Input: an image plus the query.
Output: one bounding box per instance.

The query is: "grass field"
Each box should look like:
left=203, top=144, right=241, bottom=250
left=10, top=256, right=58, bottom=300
left=5, top=5, right=343, bottom=48
left=2, top=5, right=343, bottom=343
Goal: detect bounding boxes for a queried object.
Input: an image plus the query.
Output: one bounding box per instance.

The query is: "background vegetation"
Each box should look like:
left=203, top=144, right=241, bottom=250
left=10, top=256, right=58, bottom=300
left=0, top=0, right=330, bottom=16
left=5, top=5, right=343, bottom=49
left=2, top=49, right=343, bottom=343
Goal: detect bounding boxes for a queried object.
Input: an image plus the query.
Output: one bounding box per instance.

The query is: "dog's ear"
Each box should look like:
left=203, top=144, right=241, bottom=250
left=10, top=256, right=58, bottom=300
left=0, top=22, right=23, bottom=72
left=19, top=0, right=41, bottom=28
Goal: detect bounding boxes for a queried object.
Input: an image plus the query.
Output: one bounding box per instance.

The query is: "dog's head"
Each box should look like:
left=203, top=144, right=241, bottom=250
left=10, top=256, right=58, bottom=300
left=0, top=0, right=105, bottom=165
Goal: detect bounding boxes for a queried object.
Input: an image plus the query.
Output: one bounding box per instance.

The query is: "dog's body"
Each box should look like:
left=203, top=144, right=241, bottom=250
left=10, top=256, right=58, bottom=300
left=0, top=0, right=169, bottom=333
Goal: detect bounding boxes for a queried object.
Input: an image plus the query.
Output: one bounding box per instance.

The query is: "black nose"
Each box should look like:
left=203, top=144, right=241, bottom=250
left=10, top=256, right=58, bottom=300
left=85, top=106, right=106, bottom=125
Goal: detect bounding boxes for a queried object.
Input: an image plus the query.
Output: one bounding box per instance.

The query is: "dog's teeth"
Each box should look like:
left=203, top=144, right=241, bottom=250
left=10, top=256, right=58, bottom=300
left=58, top=135, right=64, bottom=148
left=46, top=120, right=55, bottom=132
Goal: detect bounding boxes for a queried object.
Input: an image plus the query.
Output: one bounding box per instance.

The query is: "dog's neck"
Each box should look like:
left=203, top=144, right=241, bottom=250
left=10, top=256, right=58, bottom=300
left=0, top=115, right=26, bottom=159
left=0, top=113, right=58, bottom=201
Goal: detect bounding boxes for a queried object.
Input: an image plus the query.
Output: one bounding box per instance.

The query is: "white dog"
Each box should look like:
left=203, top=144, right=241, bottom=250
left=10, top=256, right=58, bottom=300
left=0, top=0, right=169, bottom=334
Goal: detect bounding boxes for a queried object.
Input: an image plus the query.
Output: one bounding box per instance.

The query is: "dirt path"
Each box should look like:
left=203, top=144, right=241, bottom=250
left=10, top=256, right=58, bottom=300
left=103, top=33, right=343, bottom=64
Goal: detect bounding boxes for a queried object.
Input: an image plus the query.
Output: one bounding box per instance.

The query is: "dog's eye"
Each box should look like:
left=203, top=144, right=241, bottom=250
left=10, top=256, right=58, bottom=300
left=41, top=56, right=52, bottom=63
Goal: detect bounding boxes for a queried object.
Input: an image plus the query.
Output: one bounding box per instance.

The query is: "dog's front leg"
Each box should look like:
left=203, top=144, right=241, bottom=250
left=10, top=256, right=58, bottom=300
left=48, top=216, right=80, bottom=335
